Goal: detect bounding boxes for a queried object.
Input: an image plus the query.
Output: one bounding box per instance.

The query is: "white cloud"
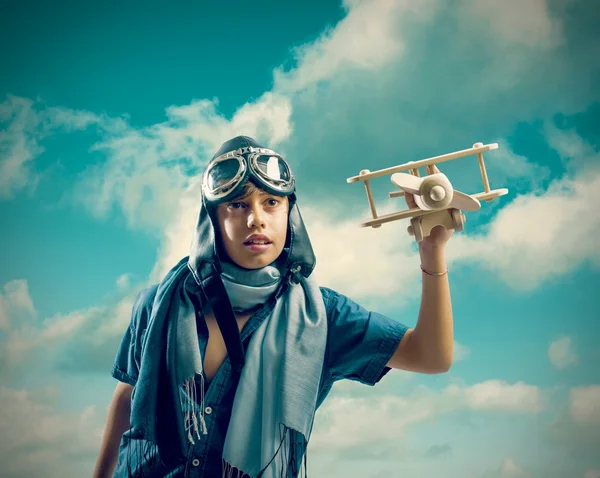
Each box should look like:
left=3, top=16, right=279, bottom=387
left=465, top=0, right=562, bottom=48
left=0, top=283, right=138, bottom=377
left=309, top=379, right=542, bottom=453
left=70, top=92, right=293, bottom=230
left=309, top=393, right=433, bottom=451
left=0, top=386, right=104, bottom=478
left=0, top=96, right=43, bottom=199
left=0, top=94, right=127, bottom=200
left=498, top=458, right=528, bottom=477
left=148, top=179, right=202, bottom=282
left=116, top=273, right=133, bottom=290
left=274, top=0, right=434, bottom=93
left=481, top=458, right=530, bottom=478
left=454, top=341, right=471, bottom=361
left=482, top=140, right=552, bottom=192
left=569, top=385, right=600, bottom=423
left=446, top=380, right=543, bottom=413
left=447, top=160, right=600, bottom=291
left=304, top=201, right=421, bottom=303
left=548, top=336, right=578, bottom=370
left=0, top=279, right=35, bottom=332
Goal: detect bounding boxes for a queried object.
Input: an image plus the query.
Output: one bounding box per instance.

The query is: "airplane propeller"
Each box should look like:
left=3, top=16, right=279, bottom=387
left=390, top=172, right=481, bottom=212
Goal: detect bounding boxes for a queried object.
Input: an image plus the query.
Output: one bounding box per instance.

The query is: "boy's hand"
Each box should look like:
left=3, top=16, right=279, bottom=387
left=403, top=165, right=454, bottom=251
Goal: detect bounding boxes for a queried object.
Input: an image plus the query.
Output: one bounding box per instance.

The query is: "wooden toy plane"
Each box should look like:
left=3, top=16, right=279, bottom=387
left=346, top=142, right=509, bottom=242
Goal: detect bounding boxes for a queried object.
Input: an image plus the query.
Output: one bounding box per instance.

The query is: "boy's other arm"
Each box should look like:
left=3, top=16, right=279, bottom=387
left=387, top=243, right=454, bottom=374
left=93, top=381, right=133, bottom=478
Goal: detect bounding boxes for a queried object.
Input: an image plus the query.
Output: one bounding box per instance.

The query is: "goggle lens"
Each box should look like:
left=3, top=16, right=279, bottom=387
left=254, top=155, right=292, bottom=185
left=206, top=158, right=242, bottom=192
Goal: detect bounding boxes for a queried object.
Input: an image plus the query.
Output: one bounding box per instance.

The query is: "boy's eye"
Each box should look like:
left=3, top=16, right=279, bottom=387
left=228, top=202, right=244, bottom=209
left=266, top=198, right=279, bottom=206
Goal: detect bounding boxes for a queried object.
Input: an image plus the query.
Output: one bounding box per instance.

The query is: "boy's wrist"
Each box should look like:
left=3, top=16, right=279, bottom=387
left=419, top=244, right=447, bottom=272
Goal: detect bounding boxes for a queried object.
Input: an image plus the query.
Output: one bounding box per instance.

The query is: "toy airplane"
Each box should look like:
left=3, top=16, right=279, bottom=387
left=346, top=142, right=509, bottom=242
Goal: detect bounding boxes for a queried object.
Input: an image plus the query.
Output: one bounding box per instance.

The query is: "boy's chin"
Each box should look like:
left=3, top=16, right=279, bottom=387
left=236, top=258, right=275, bottom=270
left=231, top=252, right=284, bottom=270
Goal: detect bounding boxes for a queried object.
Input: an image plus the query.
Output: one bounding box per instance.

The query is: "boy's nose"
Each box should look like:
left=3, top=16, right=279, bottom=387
left=247, top=206, right=266, bottom=228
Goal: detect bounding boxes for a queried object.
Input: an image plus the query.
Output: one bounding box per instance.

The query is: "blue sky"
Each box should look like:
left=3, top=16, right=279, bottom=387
left=1, top=1, right=599, bottom=477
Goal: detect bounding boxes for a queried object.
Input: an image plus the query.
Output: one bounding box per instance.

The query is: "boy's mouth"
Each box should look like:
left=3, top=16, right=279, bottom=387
left=243, top=241, right=272, bottom=252
left=243, top=234, right=272, bottom=246
left=243, top=234, right=273, bottom=252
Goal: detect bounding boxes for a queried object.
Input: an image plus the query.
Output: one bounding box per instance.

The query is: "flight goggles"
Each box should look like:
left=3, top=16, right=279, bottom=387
left=202, top=146, right=295, bottom=203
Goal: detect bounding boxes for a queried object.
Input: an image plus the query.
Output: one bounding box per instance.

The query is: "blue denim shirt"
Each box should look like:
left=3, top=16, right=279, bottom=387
left=111, top=284, right=408, bottom=477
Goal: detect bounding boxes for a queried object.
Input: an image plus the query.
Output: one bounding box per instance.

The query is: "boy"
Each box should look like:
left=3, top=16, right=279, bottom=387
left=93, top=135, right=454, bottom=477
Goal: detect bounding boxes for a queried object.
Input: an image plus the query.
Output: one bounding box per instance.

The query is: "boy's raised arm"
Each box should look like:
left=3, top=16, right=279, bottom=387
left=387, top=174, right=455, bottom=375
left=93, top=381, right=133, bottom=478
left=387, top=243, right=453, bottom=374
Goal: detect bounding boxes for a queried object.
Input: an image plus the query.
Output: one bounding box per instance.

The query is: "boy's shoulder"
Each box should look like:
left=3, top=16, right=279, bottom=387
left=318, top=285, right=356, bottom=318
left=134, top=283, right=159, bottom=307
left=318, top=285, right=336, bottom=303
left=129, top=283, right=160, bottom=329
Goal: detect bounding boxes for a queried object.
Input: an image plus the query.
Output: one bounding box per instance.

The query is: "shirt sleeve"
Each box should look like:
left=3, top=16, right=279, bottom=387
left=322, top=287, right=410, bottom=386
left=111, top=285, right=157, bottom=386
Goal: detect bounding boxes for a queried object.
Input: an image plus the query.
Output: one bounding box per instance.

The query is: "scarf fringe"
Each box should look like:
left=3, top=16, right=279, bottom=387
left=181, top=374, right=207, bottom=444
left=222, top=425, right=308, bottom=478
left=124, top=374, right=207, bottom=478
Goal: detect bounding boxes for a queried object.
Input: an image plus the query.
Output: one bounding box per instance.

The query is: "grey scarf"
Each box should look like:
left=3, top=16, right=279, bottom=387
left=129, top=256, right=327, bottom=477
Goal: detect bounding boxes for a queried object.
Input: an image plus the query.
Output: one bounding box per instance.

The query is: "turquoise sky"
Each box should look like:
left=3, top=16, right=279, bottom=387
left=1, top=1, right=599, bottom=477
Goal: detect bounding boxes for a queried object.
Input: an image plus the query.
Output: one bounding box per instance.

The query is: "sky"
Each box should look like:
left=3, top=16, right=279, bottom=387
left=0, top=0, right=599, bottom=477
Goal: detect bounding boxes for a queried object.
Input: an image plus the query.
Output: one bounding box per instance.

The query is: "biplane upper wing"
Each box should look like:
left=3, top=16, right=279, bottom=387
left=346, top=142, right=499, bottom=184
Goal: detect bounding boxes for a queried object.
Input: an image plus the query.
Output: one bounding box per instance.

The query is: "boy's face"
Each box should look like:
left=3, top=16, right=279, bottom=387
left=216, top=189, right=289, bottom=269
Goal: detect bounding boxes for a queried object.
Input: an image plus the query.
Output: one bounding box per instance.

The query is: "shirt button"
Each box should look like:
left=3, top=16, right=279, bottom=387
left=192, top=458, right=200, bottom=467
left=204, top=406, right=213, bottom=415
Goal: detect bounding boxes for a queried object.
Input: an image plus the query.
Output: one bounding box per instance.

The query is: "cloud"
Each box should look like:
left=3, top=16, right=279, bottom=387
left=480, top=458, right=530, bottom=478
left=465, top=0, right=562, bottom=48
left=0, top=279, right=35, bottom=332
left=0, top=94, right=127, bottom=200
left=309, top=379, right=543, bottom=453
left=445, top=380, right=543, bottom=413
left=65, top=92, right=294, bottom=230
left=454, top=341, right=471, bottom=361
left=0, top=386, right=104, bottom=478
left=447, top=144, right=600, bottom=291
left=497, top=458, right=528, bottom=477
left=548, top=336, right=578, bottom=370
left=0, top=96, right=43, bottom=199
left=304, top=201, right=422, bottom=303
left=274, top=0, right=434, bottom=93
left=569, top=385, right=600, bottom=423
left=1, top=0, right=595, bottom=248
left=116, top=273, right=134, bottom=291
left=545, top=385, right=600, bottom=460
left=0, top=278, right=139, bottom=379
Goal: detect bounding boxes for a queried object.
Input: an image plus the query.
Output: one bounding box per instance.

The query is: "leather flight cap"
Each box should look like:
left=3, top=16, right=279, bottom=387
left=187, top=136, right=317, bottom=372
